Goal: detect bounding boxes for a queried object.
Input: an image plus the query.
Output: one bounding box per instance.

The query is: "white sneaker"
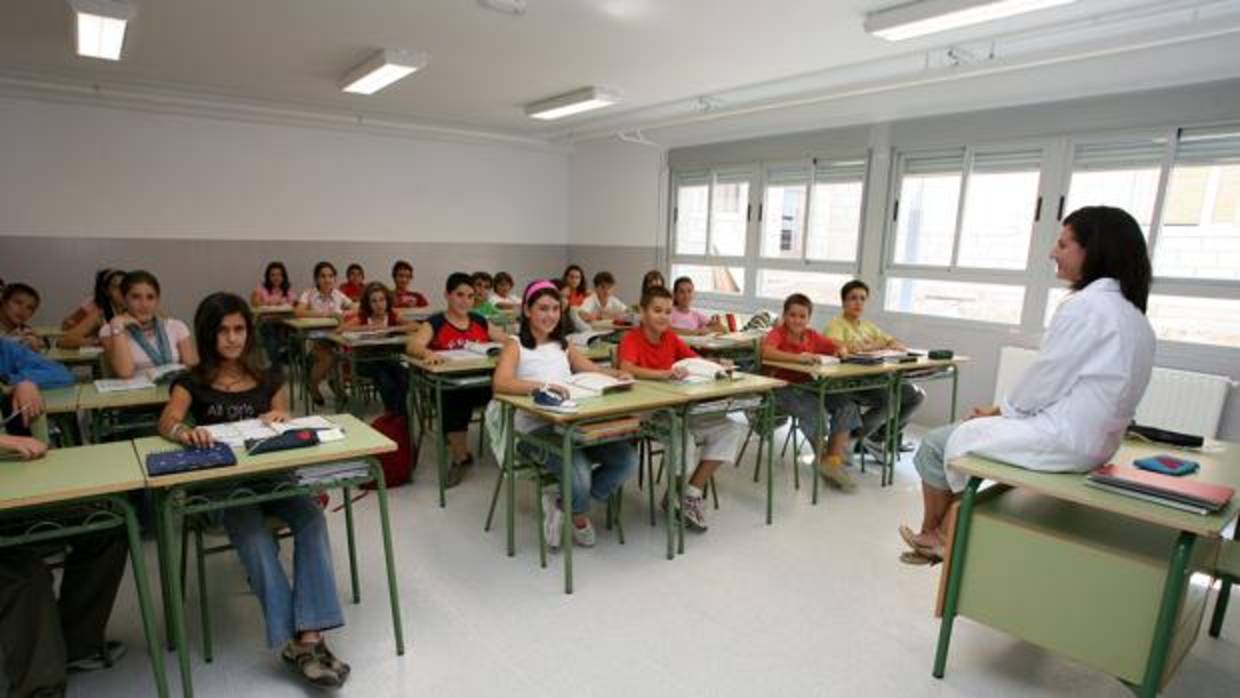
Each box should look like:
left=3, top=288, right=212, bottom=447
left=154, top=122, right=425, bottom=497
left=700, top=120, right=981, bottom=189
left=682, top=494, right=708, bottom=532
left=542, top=492, right=562, bottom=550
left=573, top=519, right=596, bottom=547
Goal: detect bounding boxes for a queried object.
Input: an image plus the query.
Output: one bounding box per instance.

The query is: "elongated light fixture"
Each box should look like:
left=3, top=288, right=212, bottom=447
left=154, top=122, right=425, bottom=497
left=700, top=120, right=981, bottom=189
left=865, top=0, right=1078, bottom=42
left=525, top=86, right=621, bottom=121
left=340, top=49, right=429, bottom=95
left=70, top=0, right=135, bottom=61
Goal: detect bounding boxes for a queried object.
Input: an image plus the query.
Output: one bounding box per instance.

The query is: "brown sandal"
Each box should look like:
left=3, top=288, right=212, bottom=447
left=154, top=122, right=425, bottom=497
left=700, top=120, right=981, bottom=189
left=281, top=641, right=344, bottom=688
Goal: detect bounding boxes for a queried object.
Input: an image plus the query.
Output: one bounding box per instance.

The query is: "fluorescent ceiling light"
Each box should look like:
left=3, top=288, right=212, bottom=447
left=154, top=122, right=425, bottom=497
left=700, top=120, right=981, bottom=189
left=865, top=0, right=1078, bottom=42
left=340, top=49, right=429, bottom=95
left=525, top=87, right=621, bottom=120
left=70, top=0, right=135, bottom=61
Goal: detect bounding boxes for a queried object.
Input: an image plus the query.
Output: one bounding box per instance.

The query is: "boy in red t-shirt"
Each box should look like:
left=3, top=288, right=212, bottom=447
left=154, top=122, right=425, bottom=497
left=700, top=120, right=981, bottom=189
left=618, top=286, right=747, bottom=531
left=761, top=293, right=861, bottom=491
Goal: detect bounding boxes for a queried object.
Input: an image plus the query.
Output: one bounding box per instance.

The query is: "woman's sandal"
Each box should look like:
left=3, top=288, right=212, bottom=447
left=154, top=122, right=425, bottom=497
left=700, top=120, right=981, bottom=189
left=899, top=550, right=941, bottom=566
left=898, top=525, right=945, bottom=562
left=281, top=641, right=344, bottom=688
left=315, top=641, right=350, bottom=680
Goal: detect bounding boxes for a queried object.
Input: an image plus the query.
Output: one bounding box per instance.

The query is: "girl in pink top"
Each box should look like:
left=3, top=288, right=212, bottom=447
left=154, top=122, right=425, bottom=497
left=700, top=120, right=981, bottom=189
left=251, top=262, right=296, bottom=307
left=669, top=277, right=724, bottom=334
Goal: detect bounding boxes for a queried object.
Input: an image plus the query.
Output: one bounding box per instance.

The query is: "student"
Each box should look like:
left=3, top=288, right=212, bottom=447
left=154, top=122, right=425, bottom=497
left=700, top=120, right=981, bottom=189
left=640, top=269, right=666, bottom=297
left=99, top=271, right=198, bottom=379
left=406, top=272, right=508, bottom=487
left=0, top=427, right=130, bottom=698
left=295, top=262, right=353, bottom=406
left=471, top=271, right=500, bottom=318
left=341, top=282, right=414, bottom=415
left=491, top=271, right=520, bottom=311
left=571, top=271, right=627, bottom=332
left=1, top=337, right=75, bottom=434
left=493, top=280, right=637, bottom=548
left=58, top=269, right=126, bottom=349
left=561, top=264, right=588, bottom=307
left=551, top=279, right=576, bottom=336
left=617, top=286, right=745, bottom=531
left=825, top=280, right=924, bottom=456
left=0, top=283, right=45, bottom=352
left=339, top=263, right=365, bottom=302
left=669, top=277, right=725, bottom=335
left=761, top=294, right=861, bottom=491
left=251, top=261, right=296, bottom=307
left=390, top=260, right=429, bottom=309
left=158, top=293, right=350, bottom=686
left=900, top=207, right=1156, bottom=562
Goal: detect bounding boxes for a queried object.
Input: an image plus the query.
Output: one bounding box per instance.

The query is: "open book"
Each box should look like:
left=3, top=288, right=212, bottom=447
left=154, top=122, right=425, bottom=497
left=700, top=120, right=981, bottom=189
left=673, top=358, right=734, bottom=384
left=567, top=330, right=611, bottom=347
left=564, top=372, right=634, bottom=400
left=434, top=342, right=503, bottom=362
left=94, top=363, right=187, bottom=392
left=203, top=415, right=346, bottom=449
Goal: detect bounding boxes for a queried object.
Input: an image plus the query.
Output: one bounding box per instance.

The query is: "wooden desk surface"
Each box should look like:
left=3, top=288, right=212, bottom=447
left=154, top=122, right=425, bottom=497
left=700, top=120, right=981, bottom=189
left=281, top=317, right=340, bottom=331
left=0, top=441, right=146, bottom=511
left=42, top=384, right=82, bottom=414
left=78, top=383, right=172, bottom=411
left=251, top=305, right=295, bottom=317
left=951, top=439, right=1240, bottom=538
left=45, top=346, right=105, bottom=365
left=404, top=343, right=611, bottom=375
left=640, top=373, right=786, bottom=402
left=493, top=382, right=687, bottom=425
left=135, top=414, right=395, bottom=488
left=326, top=332, right=410, bottom=349
left=680, top=334, right=758, bottom=351
left=764, top=355, right=967, bottom=380
left=33, top=325, right=66, bottom=339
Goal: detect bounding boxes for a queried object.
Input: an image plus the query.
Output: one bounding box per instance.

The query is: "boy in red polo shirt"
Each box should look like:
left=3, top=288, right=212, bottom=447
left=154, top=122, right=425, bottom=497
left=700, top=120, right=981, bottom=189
left=617, top=286, right=746, bottom=531
left=761, top=293, right=861, bottom=491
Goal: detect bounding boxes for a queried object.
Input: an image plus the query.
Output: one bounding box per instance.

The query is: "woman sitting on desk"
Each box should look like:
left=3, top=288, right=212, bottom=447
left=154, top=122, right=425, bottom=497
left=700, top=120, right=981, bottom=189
left=900, top=206, right=1156, bottom=564
left=158, top=293, right=350, bottom=687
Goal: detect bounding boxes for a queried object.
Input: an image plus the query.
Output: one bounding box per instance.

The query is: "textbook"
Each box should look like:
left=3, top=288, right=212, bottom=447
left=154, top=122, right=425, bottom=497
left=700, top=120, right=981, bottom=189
left=1085, top=463, right=1233, bottom=514
left=94, top=363, right=186, bottom=392
left=567, top=330, right=611, bottom=347
left=555, top=416, right=642, bottom=444
left=564, top=372, right=634, bottom=400
left=203, top=416, right=345, bottom=449
left=464, top=341, right=503, bottom=357
left=673, top=358, right=734, bottom=383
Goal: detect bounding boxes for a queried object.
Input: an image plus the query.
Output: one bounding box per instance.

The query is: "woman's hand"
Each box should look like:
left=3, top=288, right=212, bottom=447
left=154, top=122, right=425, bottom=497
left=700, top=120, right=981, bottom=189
left=422, top=352, right=446, bottom=366
left=966, top=405, right=1001, bottom=420
left=260, top=410, right=289, bottom=425
left=1, top=435, right=47, bottom=460
left=610, top=369, right=633, bottom=382
left=799, top=352, right=818, bottom=365
left=179, top=426, right=215, bottom=449
left=544, top=384, right=571, bottom=399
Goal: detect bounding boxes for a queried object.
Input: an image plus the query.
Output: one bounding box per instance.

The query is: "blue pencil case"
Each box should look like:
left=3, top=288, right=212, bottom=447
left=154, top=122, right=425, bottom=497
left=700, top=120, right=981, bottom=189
left=146, top=443, right=237, bottom=477
left=1132, top=454, right=1199, bottom=477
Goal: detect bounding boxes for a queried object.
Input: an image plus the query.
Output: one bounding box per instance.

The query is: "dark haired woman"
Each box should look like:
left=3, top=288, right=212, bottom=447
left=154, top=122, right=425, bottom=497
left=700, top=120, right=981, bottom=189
left=341, top=282, right=415, bottom=415
left=58, top=268, right=126, bottom=349
left=100, top=270, right=198, bottom=379
left=561, top=264, right=588, bottom=307
left=157, top=292, right=350, bottom=686
left=900, top=206, right=1156, bottom=563
left=492, top=280, right=636, bottom=548
left=250, top=261, right=296, bottom=366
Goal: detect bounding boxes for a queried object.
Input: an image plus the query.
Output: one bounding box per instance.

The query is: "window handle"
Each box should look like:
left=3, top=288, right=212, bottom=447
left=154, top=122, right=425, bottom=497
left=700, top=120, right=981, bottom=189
left=746, top=203, right=752, bottom=222
left=1034, top=195, right=1043, bottom=222
left=673, top=207, right=678, bottom=223
left=757, top=203, right=764, bottom=221
left=1056, top=195, right=1065, bottom=221
left=892, top=200, right=900, bottom=222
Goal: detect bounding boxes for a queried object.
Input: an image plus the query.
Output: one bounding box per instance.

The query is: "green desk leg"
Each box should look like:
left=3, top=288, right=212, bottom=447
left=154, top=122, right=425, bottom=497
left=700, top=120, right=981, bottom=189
left=343, top=487, right=360, bottom=603
left=812, top=382, right=826, bottom=505
left=886, top=373, right=902, bottom=487
left=434, top=377, right=447, bottom=508
left=504, top=404, right=517, bottom=558
left=156, top=490, right=193, bottom=697
left=933, top=476, right=981, bottom=679
left=561, top=427, right=575, bottom=594
left=950, top=365, right=959, bottom=422
left=664, top=414, right=677, bottom=561
left=369, top=460, right=406, bottom=655
left=1209, top=528, right=1235, bottom=638
left=1137, top=531, right=1196, bottom=697
left=116, top=495, right=171, bottom=698
left=764, top=394, right=775, bottom=525
left=677, top=409, right=688, bottom=556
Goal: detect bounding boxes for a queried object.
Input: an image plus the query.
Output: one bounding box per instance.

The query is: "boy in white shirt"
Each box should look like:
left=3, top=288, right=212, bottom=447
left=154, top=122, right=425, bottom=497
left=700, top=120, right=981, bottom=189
left=572, top=271, right=628, bottom=332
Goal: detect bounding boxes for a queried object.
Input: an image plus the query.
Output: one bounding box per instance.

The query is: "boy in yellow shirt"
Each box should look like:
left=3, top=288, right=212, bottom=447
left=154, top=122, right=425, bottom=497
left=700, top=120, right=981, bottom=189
left=825, top=280, right=924, bottom=456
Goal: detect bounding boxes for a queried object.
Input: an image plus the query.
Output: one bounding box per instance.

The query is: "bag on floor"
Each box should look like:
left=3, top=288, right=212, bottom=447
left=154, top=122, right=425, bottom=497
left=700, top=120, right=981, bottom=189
left=364, top=413, right=415, bottom=489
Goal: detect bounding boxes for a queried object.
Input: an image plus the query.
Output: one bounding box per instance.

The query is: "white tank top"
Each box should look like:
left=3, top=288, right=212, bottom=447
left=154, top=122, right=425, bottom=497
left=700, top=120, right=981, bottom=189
left=512, top=338, right=573, bottom=433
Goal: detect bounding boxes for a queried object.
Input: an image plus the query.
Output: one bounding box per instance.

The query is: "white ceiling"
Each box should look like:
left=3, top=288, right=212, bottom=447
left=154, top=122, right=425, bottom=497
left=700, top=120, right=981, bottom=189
left=2, top=0, right=1239, bottom=142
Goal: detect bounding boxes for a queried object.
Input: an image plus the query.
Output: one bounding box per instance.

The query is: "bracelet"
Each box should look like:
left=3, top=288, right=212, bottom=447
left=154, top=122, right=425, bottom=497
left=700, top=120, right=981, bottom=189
left=169, top=423, right=189, bottom=439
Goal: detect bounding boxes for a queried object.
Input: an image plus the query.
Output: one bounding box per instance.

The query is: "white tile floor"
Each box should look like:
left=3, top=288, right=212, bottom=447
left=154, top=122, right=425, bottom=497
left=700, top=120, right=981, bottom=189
left=70, top=425, right=1240, bottom=698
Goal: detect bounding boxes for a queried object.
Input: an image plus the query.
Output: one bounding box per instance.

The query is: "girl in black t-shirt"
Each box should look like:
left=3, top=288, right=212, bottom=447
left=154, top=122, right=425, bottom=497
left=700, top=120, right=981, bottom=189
left=158, top=292, right=350, bottom=687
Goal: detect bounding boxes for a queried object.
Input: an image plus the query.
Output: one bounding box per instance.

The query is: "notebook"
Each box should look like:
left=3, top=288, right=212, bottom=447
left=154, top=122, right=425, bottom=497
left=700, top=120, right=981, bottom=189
left=1086, top=463, right=1234, bottom=514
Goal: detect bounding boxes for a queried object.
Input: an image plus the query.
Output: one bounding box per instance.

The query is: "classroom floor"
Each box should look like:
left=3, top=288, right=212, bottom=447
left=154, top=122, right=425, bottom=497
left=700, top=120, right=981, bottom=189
left=68, top=423, right=1240, bottom=698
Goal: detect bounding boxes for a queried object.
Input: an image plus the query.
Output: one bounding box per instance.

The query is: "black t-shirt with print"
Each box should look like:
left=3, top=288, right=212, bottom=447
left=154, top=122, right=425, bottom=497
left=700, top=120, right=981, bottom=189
left=172, top=370, right=284, bottom=426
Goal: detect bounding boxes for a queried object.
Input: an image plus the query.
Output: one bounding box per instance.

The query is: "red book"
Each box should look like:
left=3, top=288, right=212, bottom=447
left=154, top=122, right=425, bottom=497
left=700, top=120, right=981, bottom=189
left=1087, top=463, right=1234, bottom=513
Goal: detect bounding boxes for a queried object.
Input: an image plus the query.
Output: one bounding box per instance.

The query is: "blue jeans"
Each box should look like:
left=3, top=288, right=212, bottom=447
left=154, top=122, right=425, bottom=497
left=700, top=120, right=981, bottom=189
left=774, top=387, right=862, bottom=444
left=518, top=428, right=638, bottom=514
left=218, top=496, right=344, bottom=648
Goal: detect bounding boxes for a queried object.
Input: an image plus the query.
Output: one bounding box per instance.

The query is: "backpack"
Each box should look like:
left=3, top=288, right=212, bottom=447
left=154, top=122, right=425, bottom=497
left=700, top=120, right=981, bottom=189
left=364, top=413, right=415, bottom=489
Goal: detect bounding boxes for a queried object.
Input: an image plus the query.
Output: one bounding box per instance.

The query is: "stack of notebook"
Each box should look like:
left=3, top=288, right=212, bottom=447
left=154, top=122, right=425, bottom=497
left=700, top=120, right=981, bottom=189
left=557, top=417, right=643, bottom=444
left=1085, top=463, right=1234, bottom=515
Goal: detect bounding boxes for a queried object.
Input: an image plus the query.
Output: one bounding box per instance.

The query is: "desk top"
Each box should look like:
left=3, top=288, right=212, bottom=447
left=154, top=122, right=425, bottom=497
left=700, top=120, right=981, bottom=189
left=45, top=346, right=105, bottom=365
left=251, top=305, right=295, bottom=317
left=42, top=385, right=82, bottom=414
left=0, top=441, right=146, bottom=511
left=326, top=332, right=410, bottom=349
left=78, top=383, right=171, bottom=410
left=641, top=373, right=786, bottom=402
left=951, top=439, right=1240, bottom=538
left=404, top=343, right=611, bottom=375
left=680, top=334, right=760, bottom=351
left=493, top=382, right=687, bottom=425
left=589, top=318, right=636, bottom=332
left=281, top=317, right=340, bottom=331
left=135, top=414, right=395, bottom=488
left=764, top=355, right=966, bottom=380
left=33, top=325, right=66, bottom=339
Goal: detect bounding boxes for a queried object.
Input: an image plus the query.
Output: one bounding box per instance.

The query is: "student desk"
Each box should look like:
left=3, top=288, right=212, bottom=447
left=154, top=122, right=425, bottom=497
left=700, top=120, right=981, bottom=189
left=325, top=332, right=410, bottom=416
left=396, top=306, right=436, bottom=323
left=0, top=442, right=169, bottom=697
left=250, top=304, right=294, bottom=318
left=45, top=345, right=105, bottom=380
left=134, top=414, right=403, bottom=698
left=78, top=383, right=171, bottom=443
left=762, top=356, right=964, bottom=493
left=280, top=317, right=340, bottom=415
left=33, top=324, right=66, bottom=339
left=643, top=373, right=786, bottom=534
left=680, top=332, right=765, bottom=371
left=404, top=343, right=613, bottom=509
left=935, top=440, right=1240, bottom=697
left=42, top=383, right=83, bottom=445
left=494, top=384, right=687, bottom=594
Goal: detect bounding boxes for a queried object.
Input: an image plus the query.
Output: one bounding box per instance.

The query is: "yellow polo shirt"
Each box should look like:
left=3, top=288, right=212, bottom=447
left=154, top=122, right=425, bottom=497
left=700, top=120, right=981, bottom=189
left=825, top=315, right=894, bottom=350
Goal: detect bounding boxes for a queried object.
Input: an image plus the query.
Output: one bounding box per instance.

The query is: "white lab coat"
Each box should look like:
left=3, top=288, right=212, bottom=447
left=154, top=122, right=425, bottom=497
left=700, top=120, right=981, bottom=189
left=943, top=277, right=1156, bottom=492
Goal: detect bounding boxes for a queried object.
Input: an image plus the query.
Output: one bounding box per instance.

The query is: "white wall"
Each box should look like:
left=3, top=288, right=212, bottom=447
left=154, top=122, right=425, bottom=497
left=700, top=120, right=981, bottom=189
left=568, top=137, right=665, bottom=248
left=0, top=95, right=570, bottom=244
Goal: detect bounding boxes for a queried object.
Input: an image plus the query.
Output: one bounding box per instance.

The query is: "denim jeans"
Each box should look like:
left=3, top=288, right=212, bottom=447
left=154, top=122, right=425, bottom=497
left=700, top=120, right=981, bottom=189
left=518, top=427, right=638, bottom=514
left=774, top=387, right=862, bottom=444
left=359, top=359, right=409, bottom=416
left=218, top=496, right=344, bottom=648
left=852, top=383, right=926, bottom=440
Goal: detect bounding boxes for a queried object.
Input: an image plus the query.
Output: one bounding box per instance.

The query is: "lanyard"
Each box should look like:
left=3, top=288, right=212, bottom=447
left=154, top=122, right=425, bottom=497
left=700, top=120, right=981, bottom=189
left=127, top=320, right=172, bottom=366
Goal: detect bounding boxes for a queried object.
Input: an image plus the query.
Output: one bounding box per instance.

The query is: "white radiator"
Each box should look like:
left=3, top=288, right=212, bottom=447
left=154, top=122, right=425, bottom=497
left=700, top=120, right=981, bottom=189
left=994, top=346, right=1233, bottom=438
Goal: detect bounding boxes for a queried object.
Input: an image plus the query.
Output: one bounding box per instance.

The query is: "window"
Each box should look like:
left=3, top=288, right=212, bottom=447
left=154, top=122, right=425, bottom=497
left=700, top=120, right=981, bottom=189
left=671, top=169, right=750, bottom=258
left=673, top=174, right=709, bottom=256
left=956, top=150, right=1042, bottom=270
left=756, top=270, right=854, bottom=307
left=670, top=263, right=745, bottom=295
left=1148, top=294, right=1240, bottom=347
left=1154, top=127, right=1240, bottom=281
left=1065, top=138, right=1165, bottom=235
left=807, top=159, right=866, bottom=262
left=885, top=278, right=1025, bottom=325
left=761, top=164, right=809, bottom=258
left=892, top=150, right=963, bottom=267
left=1044, top=287, right=1070, bottom=327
